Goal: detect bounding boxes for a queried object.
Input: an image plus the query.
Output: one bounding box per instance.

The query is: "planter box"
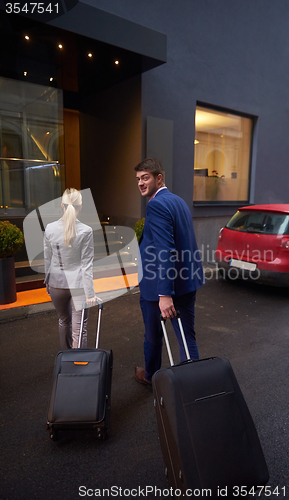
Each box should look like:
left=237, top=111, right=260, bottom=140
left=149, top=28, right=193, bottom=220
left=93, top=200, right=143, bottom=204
left=0, top=256, right=17, bottom=305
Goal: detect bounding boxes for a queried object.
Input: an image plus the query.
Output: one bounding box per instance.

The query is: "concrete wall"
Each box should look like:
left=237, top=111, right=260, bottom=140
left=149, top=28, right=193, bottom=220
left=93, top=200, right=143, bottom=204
left=79, top=75, right=142, bottom=225
left=71, top=1, right=289, bottom=253
left=193, top=215, right=230, bottom=264
left=83, top=0, right=289, bottom=212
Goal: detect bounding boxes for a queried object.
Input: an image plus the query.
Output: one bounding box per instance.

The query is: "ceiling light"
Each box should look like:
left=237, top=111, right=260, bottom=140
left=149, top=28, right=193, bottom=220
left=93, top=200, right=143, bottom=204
left=23, top=71, right=27, bottom=76
left=88, top=53, right=93, bottom=58
left=25, top=35, right=29, bottom=40
left=58, top=44, right=63, bottom=49
left=114, top=60, right=119, bottom=65
left=49, top=77, right=53, bottom=81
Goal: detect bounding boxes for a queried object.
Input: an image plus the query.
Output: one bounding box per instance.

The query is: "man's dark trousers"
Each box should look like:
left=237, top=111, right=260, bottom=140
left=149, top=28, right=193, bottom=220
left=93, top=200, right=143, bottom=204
left=140, top=291, right=199, bottom=381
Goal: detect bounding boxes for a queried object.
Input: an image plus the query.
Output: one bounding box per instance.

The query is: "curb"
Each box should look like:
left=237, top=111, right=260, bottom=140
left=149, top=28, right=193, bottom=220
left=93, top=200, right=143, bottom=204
left=0, top=301, right=55, bottom=323
left=0, top=266, right=218, bottom=323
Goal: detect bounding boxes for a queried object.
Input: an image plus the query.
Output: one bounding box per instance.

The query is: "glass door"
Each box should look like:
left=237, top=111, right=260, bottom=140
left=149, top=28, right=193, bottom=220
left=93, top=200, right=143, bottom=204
left=0, top=77, right=64, bottom=216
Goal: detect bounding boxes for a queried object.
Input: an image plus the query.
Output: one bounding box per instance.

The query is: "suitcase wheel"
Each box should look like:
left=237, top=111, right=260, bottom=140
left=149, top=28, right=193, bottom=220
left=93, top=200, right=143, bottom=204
left=97, top=428, right=108, bottom=440
left=49, top=428, right=59, bottom=441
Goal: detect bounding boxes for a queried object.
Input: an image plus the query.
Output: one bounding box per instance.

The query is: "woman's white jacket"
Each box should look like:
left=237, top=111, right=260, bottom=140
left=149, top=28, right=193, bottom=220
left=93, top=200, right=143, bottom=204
left=44, top=218, right=95, bottom=299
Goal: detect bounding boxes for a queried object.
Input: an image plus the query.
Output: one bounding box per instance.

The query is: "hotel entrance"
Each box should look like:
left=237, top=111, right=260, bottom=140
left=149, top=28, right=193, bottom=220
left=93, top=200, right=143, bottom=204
left=0, top=7, right=166, bottom=290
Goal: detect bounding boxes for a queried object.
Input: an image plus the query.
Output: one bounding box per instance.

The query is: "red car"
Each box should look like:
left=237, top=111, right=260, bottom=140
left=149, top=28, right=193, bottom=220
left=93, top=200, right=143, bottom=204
left=215, top=204, right=289, bottom=285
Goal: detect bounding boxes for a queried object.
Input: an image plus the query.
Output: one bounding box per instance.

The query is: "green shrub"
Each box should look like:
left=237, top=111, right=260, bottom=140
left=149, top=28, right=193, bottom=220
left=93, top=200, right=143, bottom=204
left=134, top=218, right=145, bottom=242
left=0, top=221, right=24, bottom=258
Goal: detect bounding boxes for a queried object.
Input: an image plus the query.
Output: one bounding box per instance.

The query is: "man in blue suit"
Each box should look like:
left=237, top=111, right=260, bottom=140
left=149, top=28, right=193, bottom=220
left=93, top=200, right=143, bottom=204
left=134, top=158, right=204, bottom=385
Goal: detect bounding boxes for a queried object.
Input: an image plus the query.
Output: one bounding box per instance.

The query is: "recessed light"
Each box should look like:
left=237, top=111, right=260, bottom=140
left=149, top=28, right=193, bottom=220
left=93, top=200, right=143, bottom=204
left=49, top=77, right=53, bottom=81
left=24, top=71, right=27, bottom=76
left=58, top=44, right=63, bottom=49
left=88, top=53, right=93, bottom=58
left=114, top=60, right=119, bottom=65
left=24, top=35, right=30, bottom=40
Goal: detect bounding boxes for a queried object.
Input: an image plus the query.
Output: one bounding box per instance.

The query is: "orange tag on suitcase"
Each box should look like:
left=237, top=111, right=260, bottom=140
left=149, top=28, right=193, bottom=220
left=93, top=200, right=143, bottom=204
left=74, top=362, right=89, bottom=365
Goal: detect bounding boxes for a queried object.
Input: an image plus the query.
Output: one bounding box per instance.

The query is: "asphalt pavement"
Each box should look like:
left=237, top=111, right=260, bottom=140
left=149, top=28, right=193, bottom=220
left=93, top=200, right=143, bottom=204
left=1, top=277, right=289, bottom=500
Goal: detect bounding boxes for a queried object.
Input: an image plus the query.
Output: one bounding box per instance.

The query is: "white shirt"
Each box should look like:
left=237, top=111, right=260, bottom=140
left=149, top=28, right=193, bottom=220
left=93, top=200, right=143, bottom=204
left=149, top=186, right=167, bottom=201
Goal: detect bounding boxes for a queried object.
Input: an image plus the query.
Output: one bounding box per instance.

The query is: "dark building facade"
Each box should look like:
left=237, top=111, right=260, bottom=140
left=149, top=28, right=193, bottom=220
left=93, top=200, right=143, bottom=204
left=0, top=0, right=288, bottom=285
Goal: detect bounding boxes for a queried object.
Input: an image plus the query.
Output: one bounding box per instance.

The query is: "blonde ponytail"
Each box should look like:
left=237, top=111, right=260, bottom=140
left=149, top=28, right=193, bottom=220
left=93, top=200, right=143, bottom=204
left=62, top=188, right=82, bottom=247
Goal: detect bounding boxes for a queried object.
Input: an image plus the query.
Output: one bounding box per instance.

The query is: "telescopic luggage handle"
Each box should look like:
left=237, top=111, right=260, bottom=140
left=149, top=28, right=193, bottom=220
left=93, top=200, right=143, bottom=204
left=78, top=298, right=103, bottom=349
left=160, top=312, right=190, bottom=366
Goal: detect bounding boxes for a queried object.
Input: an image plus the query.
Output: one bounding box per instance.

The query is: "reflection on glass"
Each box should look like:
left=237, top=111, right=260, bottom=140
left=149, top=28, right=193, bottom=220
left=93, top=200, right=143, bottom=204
left=0, top=77, right=64, bottom=214
left=194, top=106, right=253, bottom=203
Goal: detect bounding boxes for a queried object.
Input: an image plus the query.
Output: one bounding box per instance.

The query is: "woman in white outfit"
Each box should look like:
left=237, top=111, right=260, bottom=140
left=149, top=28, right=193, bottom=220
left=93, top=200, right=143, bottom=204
left=44, top=188, right=97, bottom=349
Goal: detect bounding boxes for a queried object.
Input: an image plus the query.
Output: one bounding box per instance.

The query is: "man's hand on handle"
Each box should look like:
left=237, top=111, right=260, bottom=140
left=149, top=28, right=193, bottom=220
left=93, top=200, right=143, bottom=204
left=159, top=295, right=176, bottom=319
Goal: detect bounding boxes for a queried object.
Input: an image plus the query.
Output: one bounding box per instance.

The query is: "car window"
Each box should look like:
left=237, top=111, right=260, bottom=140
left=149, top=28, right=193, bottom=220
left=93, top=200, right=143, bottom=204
left=226, top=211, right=289, bottom=235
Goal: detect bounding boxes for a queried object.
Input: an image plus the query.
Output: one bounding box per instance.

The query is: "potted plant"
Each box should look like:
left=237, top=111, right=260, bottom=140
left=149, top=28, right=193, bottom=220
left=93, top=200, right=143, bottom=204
left=134, top=218, right=145, bottom=242
left=0, top=221, right=24, bottom=304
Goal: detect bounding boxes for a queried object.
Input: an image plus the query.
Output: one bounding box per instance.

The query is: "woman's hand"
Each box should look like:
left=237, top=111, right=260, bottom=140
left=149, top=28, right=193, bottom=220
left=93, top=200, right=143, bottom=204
left=86, top=295, right=102, bottom=307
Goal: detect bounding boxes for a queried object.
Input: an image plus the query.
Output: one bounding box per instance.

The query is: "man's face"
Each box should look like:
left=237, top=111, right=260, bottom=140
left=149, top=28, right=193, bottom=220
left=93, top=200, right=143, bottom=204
left=136, top=171, right=163, bottom=198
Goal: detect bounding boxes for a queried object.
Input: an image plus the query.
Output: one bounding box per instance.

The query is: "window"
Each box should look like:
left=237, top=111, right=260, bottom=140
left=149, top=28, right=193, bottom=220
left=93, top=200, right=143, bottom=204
left=0, top=77, right=64, bottom=216
left=226, top=211, right=289, bottom=235
left=193, top=105, right=253, bottom=204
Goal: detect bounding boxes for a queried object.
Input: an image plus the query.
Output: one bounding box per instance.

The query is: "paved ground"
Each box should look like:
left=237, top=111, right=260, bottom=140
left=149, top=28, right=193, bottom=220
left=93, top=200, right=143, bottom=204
left=1, top=277, right=289, bottom=500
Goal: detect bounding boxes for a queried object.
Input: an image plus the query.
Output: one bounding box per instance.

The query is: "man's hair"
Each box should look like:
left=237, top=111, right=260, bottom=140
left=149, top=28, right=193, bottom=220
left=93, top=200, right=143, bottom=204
left=134, top=158, right=165, bottom=181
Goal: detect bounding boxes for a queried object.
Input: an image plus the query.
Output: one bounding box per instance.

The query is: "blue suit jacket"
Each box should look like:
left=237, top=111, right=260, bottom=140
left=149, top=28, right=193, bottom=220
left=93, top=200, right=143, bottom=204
left=139, top=188, right=204, bottom=301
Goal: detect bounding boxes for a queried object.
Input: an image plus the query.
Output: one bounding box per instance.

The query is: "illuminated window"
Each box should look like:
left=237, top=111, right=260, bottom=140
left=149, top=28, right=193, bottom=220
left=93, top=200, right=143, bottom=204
left=194, top=105, right=253, bottom=204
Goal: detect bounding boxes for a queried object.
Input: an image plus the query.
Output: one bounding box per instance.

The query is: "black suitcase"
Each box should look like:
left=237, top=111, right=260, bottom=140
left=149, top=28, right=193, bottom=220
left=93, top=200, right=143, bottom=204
left=152, top=314, right=269, bottom=498
left=46, top=300, right=113, bottom=441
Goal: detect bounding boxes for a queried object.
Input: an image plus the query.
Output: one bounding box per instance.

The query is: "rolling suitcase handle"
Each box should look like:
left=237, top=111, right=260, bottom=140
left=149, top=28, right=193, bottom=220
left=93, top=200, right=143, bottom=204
left=78, top=298, right=103, bottom=349
left=160, top=312, right=190, bottom=366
